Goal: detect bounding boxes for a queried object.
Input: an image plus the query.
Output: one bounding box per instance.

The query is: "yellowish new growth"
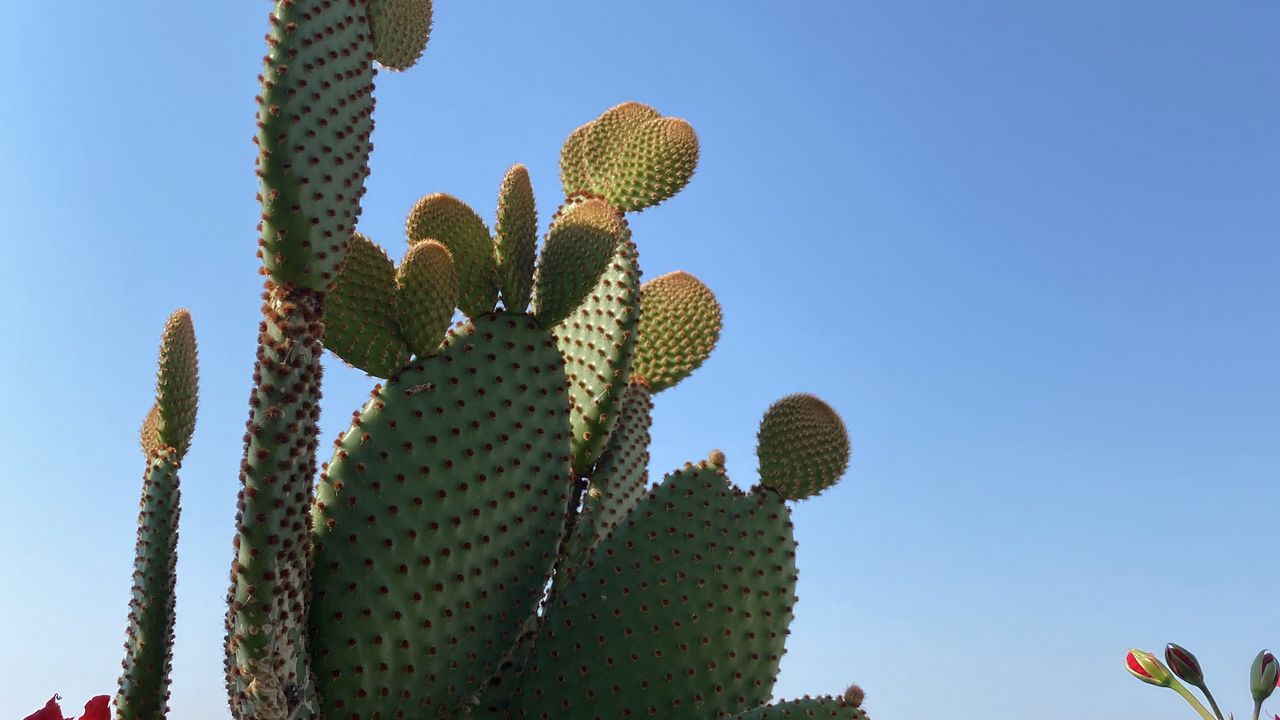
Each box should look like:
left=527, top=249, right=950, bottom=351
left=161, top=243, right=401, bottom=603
left=155, top=309, right=198, bottom=457
left=396, top=240, right=459, bottom=358
left=632, top=270, right=722, bottom=393
left=370, top=0, right=433, bottom=71
left=756, top=394, right=851, bottom=501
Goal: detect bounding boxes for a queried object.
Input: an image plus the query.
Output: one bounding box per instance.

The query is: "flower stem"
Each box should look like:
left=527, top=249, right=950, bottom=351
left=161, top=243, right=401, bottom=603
left=1200, top=685, right=1225, bottom=720
left=1171, top=680, right=1219, bottom=720
left=1250, top=700, right=1260, bottom=720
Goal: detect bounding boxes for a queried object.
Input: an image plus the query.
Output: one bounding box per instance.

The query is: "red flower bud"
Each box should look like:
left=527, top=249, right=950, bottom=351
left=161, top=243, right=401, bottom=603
left=1127, top=649, right=1174, bottom=687
left=1165, top=643, right=1206, bottom=687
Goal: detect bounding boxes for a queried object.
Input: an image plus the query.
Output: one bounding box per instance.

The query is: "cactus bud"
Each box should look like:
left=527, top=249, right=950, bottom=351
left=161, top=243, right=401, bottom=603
left=1127, top=649, right=1174, bottom=687
left=840, top=684, right=866, bottom=708
left=1166, top=643, right=1206, bottom=687
left=1251, top=650, right=1277, bottom=704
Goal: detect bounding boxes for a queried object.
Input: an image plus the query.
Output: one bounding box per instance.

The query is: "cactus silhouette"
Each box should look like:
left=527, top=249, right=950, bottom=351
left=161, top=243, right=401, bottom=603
left=113, top=3, right=867, bottom=719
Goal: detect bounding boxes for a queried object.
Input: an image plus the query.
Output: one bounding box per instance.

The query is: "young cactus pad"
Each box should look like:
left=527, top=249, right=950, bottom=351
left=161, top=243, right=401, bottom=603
left=757, top=394, right=852, bottom=500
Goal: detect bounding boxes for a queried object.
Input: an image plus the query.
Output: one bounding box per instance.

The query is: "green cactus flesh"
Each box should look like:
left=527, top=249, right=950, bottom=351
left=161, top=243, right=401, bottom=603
left=581, top=103, right=661, bottom=207
left=551, top=237, right=642, bottom=474
left=255, top=0, right=375, bottom=291
left=757, top=394, right=851, bottom=501
left=562, top=102, right=700, bottom=213
left=117, top=448, right=181, bottom=720
left=728, top=694, right=871, bottom=720
left=325, top=233, right=412, bottom=378
left=494, top=164, right=538, bottom=313
left=557, top=123, right=587, bottom=197
left=226, top=283, right=325, bottom=720
left=532, top=196, right=628, bottom=327
left=406, top=193, right=499, bottom=319
left=155, top=310, right=199, bottom=457
left=516, top=461, right=798, bottom=720
left=309, top=311, right=574, bottom=718
left=632, top=270, right=722, bottom=393
left=369, top=0, right=433, bottom=71
left=561, top=379, right=653, bottom=573
left=395, top=239, right=459, bottom=359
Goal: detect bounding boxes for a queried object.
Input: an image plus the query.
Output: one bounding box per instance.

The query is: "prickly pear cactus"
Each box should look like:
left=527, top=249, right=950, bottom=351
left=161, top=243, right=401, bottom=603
left=109, top=5, right=871, bottom=720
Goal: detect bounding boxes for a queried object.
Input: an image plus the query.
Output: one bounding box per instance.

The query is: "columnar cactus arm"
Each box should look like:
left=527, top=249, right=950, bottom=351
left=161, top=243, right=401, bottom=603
left=119, top=449, right=183, bottom=720
left=118, top=310, right=198, bottom=720
left=226, top=284, right=326, bottom=720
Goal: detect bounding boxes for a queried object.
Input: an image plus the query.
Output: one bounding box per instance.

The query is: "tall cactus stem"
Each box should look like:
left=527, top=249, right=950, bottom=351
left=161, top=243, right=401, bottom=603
left=116, top=448, right=181, bottom=720
left=226, top=283, right=325, bottom=720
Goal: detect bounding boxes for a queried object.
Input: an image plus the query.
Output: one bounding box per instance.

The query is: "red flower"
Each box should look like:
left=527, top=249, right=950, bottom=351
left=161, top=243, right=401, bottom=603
left=22, top=695, right=110, bottom=720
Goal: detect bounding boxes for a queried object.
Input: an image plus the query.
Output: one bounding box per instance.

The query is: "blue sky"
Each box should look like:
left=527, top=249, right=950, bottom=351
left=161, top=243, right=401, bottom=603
left=1, top=2, right=1277, bottom=719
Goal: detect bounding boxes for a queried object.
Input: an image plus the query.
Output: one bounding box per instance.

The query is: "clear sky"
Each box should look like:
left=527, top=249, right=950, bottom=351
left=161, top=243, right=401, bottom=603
left=1, top=2, right=1276, bottom=719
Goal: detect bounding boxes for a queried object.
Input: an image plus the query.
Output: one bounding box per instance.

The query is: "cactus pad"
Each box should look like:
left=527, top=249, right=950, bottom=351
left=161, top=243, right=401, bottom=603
left=395, top=239, right=459, bottom=358
left=369, top=0, right=433, bottom=71
left=757, top=394, right=851, bottom=501
left=494, top=164, right=538, bottom=313
left=407, top=193, right=499, bottom=319
left=533, top=196, right=628, bottom=327
left=561, top=102, right=699, bottom=212
left=326, top=233, right=412, bottom=378
left=518, top=460, right=798, bottom=720
left=310, top=312, right=574, bottom=718
left=552, top=237, right=642, bottom=473
left=558, top=123, right=592, bottom=200
left=632, top=270, right=722, bottom=393
left=139, top=403, right=162, bottom=458
left=562, top=379, right=652, bottom=572
left=255, top=0, right=375, bottom=290
left=728, top=691, right=871, bottom=720
left=154, top=309, right=198, bottom=457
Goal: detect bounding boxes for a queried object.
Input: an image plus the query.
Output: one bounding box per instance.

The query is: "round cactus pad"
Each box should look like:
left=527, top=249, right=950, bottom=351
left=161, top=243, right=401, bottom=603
left=632, top=270, right=722, bottom=393
left=756, top=394, right=851, bottom=501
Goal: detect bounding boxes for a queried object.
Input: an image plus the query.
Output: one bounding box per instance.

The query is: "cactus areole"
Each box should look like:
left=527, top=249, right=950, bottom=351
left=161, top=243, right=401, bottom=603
left=109, top=3, right=867, bottom=720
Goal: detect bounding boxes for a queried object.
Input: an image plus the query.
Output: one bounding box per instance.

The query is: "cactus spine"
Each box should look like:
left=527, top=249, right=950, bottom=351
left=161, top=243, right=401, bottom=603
left=111, top=4, right=870, bottom=720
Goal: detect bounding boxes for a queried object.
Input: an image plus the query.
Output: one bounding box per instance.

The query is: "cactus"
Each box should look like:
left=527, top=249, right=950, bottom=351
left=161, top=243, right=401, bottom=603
left=108, top=3, right=870, bottom=720
left=117, top=310, right=198, bottom=720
